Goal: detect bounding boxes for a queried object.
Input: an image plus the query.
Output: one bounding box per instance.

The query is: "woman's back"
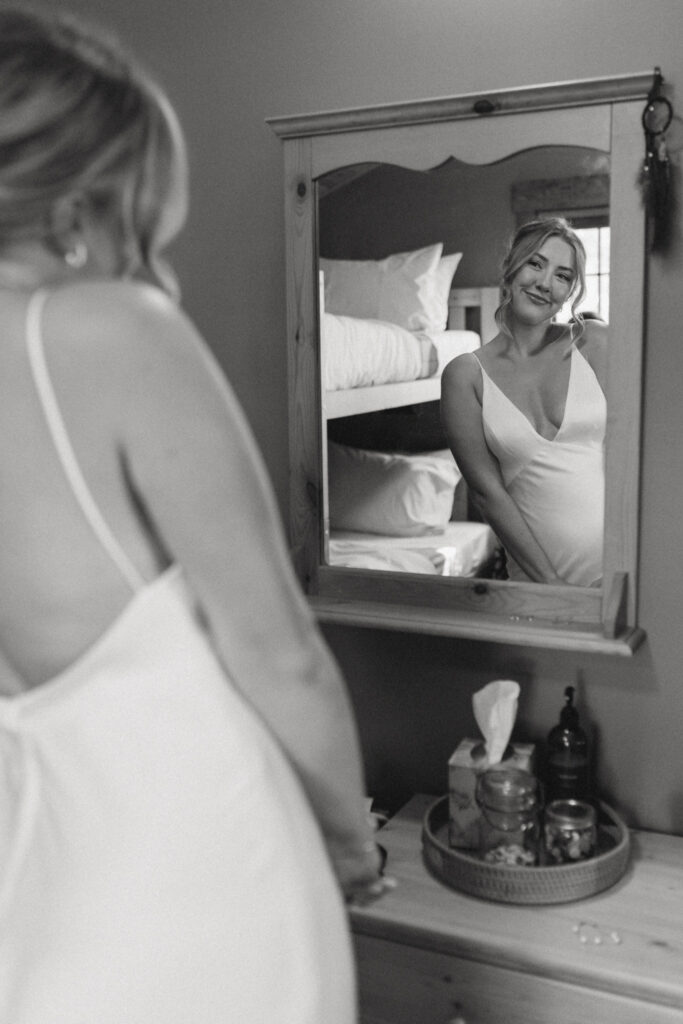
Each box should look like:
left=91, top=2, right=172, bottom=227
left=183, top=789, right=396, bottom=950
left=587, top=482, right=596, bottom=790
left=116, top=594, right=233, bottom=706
left=0, top=283, right=171, bottom=692
left=0, top=282, right=358, bottom=1024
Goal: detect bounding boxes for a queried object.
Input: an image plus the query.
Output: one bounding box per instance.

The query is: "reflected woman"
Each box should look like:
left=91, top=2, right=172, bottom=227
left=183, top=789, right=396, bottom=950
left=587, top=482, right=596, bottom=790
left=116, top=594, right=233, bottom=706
left=441, top=218, right=606, bottom=586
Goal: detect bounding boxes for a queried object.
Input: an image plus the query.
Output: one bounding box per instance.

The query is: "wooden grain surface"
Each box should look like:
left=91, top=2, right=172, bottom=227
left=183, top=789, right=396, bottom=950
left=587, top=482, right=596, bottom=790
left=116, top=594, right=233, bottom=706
left=350, top=795, right=683, bottom=1012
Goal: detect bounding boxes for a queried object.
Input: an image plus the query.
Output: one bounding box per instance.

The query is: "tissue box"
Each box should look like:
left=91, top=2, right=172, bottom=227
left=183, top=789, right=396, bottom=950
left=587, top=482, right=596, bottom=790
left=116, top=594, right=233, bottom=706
left=448, top=739, right=536, bottom=848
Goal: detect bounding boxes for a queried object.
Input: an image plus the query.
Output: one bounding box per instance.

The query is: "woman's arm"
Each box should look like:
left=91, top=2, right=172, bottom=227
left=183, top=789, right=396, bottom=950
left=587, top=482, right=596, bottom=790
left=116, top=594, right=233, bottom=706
left=97, top=284, right=382, bottom=898
left=441, top=353, right=564, bottom=584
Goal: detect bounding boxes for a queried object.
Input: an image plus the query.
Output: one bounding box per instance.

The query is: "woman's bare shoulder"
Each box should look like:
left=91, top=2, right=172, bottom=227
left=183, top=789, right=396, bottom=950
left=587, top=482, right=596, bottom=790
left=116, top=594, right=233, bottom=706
left=43, top=279, right=210, bottom=384
left=577, top=317, right=610, bottom=354
left=442, top=349, right=482, bottom=388
left=45, top=279, right=191, bottom=351
left=575, top=319, right=608, bottom=384
left=41, top=280, right=223, bottom=427
left=577, top=317, right=608, bottom=349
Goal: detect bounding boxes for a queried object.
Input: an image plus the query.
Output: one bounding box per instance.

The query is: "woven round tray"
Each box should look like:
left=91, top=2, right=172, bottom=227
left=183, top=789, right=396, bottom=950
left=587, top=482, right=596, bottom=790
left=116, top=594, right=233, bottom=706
left=422, top=795, right=630, bottom=905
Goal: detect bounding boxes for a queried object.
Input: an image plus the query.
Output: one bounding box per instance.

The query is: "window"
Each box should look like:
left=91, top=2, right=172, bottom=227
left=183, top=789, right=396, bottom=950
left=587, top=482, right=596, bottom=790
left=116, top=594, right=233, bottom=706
left=557, top=221, right=610, bottom=323
left=511, top=173, right=610, bottom=323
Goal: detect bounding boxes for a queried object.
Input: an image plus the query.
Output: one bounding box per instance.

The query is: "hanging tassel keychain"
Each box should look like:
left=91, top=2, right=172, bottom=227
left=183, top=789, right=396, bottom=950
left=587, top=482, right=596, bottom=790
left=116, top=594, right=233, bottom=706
left=639, top=67, right=674, bottom=253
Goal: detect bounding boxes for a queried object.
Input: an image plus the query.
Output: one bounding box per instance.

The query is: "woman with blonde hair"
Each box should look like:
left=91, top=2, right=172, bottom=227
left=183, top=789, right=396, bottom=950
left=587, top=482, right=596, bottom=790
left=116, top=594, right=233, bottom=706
left=442, top=218, right=607, bottom=586
left=0, top=8, right=385, bottom=1021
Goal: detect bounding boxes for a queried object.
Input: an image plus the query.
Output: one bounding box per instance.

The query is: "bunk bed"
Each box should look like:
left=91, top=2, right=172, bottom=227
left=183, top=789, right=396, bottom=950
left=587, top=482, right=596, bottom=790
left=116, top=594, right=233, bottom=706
left=319, top=245, right=502, bottom=577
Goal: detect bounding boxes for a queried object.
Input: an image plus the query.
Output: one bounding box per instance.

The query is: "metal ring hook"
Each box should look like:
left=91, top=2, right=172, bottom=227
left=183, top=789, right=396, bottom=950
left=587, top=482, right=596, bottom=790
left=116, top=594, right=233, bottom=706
left=642, top=67, right=673, bottom=136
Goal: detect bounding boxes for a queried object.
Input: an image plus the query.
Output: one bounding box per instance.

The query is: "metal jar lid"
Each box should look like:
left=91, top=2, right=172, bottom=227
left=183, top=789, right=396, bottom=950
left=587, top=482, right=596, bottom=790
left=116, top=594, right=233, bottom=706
left=476, top=768, right=538, bottom=813
left=545, top=798, right=596, bottom=829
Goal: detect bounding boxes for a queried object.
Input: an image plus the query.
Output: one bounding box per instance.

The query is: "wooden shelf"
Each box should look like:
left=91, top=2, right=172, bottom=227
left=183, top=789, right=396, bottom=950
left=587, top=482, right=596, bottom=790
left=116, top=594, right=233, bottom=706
left=313, top=595, right=645, bottom=654
left=323, top=375, right=442, bottom=419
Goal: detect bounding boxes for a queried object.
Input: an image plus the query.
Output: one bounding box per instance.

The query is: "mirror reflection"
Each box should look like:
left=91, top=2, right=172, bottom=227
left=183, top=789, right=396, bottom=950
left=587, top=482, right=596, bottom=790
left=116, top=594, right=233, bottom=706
left=318, top=145, right=609, bottom=583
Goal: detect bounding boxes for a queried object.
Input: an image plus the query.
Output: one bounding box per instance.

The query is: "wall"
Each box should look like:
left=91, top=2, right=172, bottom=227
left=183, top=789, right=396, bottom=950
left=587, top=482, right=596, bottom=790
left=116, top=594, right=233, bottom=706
left=46, top=0, right=683, bottom=833
left=319, top=147, right=607, bottom=289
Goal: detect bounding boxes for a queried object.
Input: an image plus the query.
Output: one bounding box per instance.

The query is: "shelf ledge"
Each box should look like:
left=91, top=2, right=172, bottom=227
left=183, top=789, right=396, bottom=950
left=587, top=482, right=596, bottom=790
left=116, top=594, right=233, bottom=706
left=312, top=596, right=645, bottom=655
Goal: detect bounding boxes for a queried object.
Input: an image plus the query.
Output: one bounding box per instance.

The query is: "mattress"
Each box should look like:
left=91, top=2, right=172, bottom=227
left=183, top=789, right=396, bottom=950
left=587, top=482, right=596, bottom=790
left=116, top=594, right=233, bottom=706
left=322, top=312, right=480, bottom=392
left=328, top=521, right=497, bottom=577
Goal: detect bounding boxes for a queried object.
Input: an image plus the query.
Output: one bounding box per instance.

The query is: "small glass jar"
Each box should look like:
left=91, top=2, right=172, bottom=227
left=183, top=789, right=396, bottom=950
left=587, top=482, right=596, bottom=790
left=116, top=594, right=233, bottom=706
left=476, top=768, right=540, bottom=866
left=543, top=799, right=597, bottom=863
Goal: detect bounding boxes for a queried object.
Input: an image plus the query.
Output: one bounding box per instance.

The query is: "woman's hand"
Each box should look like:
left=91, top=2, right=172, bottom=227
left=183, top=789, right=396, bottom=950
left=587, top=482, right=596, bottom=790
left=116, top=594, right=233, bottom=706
left=331, top=837, right=397, bottom=906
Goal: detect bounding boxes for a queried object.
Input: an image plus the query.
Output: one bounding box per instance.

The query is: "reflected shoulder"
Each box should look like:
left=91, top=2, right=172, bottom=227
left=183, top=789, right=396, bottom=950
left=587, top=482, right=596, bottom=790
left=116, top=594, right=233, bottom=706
left=576, top=318, right=608, bottom=355
left=576, top=319, right=608, bottom=387
left=441, top=350, right=484, bottom=412
left=442, top=349, right=481, bottom=385
left=582, top=317, right=608, bottom=339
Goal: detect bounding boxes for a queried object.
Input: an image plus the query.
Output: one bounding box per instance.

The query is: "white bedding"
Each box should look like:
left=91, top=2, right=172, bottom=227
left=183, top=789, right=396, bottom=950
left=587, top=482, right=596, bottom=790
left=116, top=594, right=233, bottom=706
left=328, top=521, right=497, bottom=577
left=322, top=312, right=480, bottom=393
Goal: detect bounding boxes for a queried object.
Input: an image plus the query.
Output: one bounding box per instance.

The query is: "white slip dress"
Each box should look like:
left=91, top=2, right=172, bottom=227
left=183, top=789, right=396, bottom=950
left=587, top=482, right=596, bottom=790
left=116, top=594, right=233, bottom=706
left=0, top=290, right=356, bottom=1024
left=476, top=344, right=606, bottom=586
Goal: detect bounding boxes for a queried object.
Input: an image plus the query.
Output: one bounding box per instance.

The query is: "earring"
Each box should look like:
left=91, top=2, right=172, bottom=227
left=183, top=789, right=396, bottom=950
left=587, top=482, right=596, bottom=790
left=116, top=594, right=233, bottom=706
left=64, top=239, right=88, bottom=269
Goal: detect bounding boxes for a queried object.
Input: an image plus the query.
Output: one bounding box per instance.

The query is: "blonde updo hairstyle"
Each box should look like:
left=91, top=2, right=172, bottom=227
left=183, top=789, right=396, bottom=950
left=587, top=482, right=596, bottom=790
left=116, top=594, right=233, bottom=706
left=0, top=7, right=187, bottom=292
left=495, top=217, right=587, bottom=340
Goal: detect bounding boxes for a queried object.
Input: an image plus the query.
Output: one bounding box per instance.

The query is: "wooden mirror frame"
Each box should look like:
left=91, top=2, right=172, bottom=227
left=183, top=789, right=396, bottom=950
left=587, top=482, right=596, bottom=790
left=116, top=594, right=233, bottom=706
left=268, top=73, right=652, bottom=655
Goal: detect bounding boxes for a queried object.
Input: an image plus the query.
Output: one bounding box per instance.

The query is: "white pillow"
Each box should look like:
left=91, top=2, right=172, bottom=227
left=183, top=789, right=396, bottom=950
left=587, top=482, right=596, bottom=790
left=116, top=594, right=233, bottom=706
left=431, top=252, right=463, bottom=331
left=321, top=244, right=450, bottom=332
left=327, top=443, right=460, bottom=536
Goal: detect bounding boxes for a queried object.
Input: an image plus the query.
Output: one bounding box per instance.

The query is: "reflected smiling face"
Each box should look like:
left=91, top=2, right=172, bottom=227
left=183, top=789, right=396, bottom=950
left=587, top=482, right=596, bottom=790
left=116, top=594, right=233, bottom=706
left=510, top=236, right=577, bottom=327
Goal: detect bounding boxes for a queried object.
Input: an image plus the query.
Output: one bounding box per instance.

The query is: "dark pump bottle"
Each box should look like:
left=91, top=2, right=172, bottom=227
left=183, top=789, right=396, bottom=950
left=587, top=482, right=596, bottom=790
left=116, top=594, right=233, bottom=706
left=545, top=686, right=591, bottom=802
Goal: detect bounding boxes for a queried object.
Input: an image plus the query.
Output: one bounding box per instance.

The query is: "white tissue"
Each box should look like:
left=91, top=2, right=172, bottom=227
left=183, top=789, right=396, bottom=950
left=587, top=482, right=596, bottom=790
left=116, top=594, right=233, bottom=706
left=472, top=679, right=520, bottom=766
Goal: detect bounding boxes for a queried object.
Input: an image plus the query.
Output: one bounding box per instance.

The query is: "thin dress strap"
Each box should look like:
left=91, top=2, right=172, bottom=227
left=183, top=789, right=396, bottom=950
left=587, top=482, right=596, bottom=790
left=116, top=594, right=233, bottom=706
left=25, top=289, right=145, bottom=592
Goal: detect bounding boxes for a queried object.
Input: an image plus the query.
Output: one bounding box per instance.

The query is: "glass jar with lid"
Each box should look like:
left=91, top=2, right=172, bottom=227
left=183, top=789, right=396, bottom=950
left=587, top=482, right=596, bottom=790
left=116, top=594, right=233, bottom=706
left=543, top=798, right=597, bottom=863
left=476, top=768, right=540, bottom=866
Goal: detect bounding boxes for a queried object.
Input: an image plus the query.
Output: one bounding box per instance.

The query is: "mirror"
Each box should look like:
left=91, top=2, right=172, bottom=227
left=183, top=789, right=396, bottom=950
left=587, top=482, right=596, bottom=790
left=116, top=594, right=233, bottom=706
left=319, top=144, right=610, bottom=583
left=268, top=74, right=652, bottom=653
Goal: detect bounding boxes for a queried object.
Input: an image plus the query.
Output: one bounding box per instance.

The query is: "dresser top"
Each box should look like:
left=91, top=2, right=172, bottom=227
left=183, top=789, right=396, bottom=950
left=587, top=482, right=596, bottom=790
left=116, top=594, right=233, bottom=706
left=350, top=795, right=683, bottom=1011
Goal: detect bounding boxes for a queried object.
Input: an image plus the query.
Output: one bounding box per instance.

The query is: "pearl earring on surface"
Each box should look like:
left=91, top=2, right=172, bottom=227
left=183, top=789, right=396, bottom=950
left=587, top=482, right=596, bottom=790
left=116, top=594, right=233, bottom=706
left=64, top=240, right=88, bottom=269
